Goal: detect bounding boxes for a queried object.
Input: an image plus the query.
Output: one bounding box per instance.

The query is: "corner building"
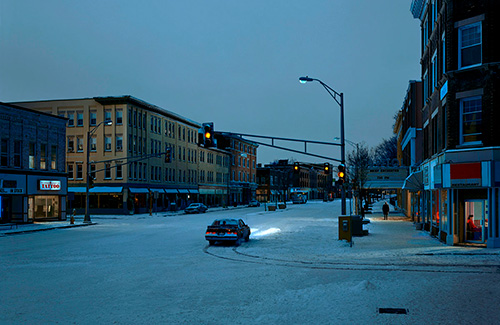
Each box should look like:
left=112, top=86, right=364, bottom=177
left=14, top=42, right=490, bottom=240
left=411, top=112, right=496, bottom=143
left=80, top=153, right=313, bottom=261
left=411, top=0, right=500, bottom=247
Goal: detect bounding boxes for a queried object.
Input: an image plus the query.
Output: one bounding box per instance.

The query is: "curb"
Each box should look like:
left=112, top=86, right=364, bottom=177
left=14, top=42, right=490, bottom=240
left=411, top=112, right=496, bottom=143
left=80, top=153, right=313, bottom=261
left=1, top=222, right=97, bottom=236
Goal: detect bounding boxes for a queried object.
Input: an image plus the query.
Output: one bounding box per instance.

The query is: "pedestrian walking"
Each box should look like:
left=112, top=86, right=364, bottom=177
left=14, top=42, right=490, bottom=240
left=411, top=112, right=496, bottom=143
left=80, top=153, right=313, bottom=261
left=382, top=201, right=390, bottom=220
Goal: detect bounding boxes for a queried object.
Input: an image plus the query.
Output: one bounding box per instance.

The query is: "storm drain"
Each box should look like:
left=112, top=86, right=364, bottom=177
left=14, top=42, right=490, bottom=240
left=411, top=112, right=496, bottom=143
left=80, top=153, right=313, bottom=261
left=378, top=308, right=408, bottom=315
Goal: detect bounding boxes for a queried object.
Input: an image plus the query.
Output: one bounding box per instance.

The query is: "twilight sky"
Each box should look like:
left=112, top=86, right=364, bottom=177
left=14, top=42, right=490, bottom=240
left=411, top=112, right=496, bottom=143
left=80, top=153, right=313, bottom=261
left=0, top=0, right=421, bottom=164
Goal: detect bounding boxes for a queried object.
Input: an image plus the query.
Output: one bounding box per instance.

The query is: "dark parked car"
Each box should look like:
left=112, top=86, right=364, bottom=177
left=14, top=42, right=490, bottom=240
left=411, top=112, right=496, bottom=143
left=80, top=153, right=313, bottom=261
left=205, top=218, right=251, bottom=245
left=184, top=203, right=208, bottom=214
left=248, top=199, right=260, bottom=207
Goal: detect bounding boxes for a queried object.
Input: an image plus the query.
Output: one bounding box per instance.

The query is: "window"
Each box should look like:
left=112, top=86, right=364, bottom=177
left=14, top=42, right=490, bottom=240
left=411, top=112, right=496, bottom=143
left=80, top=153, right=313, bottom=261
left=67, top=163, right=74, bottom=180
left=128, top=109, right=132, bottom=126
left=459, top=22, right=481, bottom=69
left=77, top=137, right=84, bottom=152
left=105, top=136, right=112, bottom=151
left=68, top=112, right=75, bottom=127
left=105, top=163, right=111, bottom=179
left=105, top=110, right=112, bottom=123
left=90, top=111, right=97, bottom=126
left=116, top=109, right=123, bottom=125
left=90, top=164, right=96, bottom=180
left=51, top=145, right=57, bottom=170
left=116, top=135, right=123, bottom=151
left=67, top=137, right=74, bottom=152
left=29, top=143, right=35, bottom=169
left=423, top=70, right=429, bottom=101
left=40, top=144, right=47, bottom=169
left=76, top=164, right=83, bottom=179
left=116, top=162, right=123, bottom=179
left=90, top=137, right=97, bottom=152
left=442, top=32, right=446, bottom=74
left=77, top=112, right=84, bottom=127
left=14, top=140, right=21, bottom=168
left=460, top=96, right=482, bottom=144
left=432, top=51, right=438, bottom=89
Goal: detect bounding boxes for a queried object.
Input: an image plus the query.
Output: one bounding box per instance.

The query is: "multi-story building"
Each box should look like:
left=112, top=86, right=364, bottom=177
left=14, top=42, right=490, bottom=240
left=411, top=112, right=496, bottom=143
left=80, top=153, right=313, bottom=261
left=215, top=133, right=258, bottom=205
left=0, top=102, right=68, bottom=223
left=395, top=81, right=423, bottom=220
left=198, top=146, right=230, bottom=207
left=14, top=96, right=205, bottom=214
left=411, top=0, right=500, bottom=247
left=257, top=160, right=333, bottom=202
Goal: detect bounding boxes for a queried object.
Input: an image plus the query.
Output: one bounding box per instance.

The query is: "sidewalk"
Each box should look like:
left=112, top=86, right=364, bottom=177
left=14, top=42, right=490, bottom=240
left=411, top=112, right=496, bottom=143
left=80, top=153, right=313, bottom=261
left=0, top=204, right=249, bottom=236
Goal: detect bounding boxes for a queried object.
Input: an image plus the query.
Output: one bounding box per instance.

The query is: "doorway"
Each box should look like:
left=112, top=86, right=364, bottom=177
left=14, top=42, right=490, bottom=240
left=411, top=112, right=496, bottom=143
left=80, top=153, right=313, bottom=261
left=465, top=200, right=488, bottom=243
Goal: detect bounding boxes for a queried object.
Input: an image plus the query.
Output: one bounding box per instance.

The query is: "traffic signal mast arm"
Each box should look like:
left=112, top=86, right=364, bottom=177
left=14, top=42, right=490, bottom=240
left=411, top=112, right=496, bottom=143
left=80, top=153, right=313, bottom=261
left=219, top=132, right=343, bottom=163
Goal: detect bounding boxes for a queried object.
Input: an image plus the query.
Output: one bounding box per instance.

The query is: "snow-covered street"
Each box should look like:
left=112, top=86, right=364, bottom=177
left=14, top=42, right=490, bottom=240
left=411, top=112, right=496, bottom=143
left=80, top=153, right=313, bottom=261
left=1, top=200, right=499, bottom=324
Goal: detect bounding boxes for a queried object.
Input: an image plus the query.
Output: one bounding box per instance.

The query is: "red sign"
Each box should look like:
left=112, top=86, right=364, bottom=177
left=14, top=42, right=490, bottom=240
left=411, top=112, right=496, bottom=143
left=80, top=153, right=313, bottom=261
left=450, top=163, right=481, bottom=179
left=39, top=180, right=61, bottom=191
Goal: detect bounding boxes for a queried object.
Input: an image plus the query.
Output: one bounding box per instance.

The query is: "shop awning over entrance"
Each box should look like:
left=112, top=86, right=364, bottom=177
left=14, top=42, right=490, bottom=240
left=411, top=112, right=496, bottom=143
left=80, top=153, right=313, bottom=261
left=164, top=189, right=178, bottom=194
left=129, top=188, right=150, bottom=194
left=178, top=189, right=189, bottom=194
left=188, top=189, right=199, bottom=194
left=402, top=171, right=423, bottom=192
left=90, top=186, right=123, bottom=193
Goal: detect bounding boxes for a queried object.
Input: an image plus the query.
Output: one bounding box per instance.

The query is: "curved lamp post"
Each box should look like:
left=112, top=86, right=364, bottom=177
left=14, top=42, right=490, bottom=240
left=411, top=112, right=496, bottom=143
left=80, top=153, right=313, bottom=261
left=299, top=76, right=346, bottom=215
left=84, top=119, right=112, bottom=223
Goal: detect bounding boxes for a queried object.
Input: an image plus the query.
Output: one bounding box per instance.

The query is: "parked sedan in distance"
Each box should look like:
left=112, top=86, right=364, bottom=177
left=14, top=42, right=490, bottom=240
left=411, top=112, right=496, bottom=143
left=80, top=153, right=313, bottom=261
left=248, top=199, right=261, bottom=207
left=184, top=203, right=208, bottom=214
left=205, top=218, right=251, bottom=245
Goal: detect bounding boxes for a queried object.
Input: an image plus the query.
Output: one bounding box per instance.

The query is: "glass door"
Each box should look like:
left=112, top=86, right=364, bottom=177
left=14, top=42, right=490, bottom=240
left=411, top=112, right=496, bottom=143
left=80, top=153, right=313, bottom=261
left=465, top=200, right=487, bottom=243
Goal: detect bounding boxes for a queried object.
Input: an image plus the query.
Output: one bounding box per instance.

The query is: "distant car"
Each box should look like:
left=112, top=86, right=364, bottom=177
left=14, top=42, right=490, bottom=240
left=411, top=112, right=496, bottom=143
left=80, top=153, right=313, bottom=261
left=184, top=203, right=208, bottom=214
left=248, top=199, right=261, bottom=207
left=205, top=218, right=251, bottom=245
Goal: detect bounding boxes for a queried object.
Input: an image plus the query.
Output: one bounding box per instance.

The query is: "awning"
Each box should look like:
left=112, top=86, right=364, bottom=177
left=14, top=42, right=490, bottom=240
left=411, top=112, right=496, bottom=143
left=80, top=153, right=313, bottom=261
left=164, top=189, right=178, bottom=194
left=149, top=188, right=162, bottom=193
left=68, top=187, right=86, bottom=193
left=178, top=189, right=189, bottom=194
left=90, top=186, right=123, bottom=193
left=188, top=189, right=199, bottom=194
left=129, top=188, right=150, bottom=194
left=363, top=180, right=406, bottom=189
left=402, top=171, right=424, bottom=192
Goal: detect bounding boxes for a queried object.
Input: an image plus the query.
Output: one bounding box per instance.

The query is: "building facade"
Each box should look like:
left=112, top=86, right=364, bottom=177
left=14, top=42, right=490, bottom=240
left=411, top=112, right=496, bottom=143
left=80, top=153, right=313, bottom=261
left=215, top=133, right=258, bottom=205
left=396, top=81, right=424, bottom=221
left=0, top=102, right=68, bottom=223
left=14, top=96, right=203, bottom=214
left=411, top=0, right=500, bottom=247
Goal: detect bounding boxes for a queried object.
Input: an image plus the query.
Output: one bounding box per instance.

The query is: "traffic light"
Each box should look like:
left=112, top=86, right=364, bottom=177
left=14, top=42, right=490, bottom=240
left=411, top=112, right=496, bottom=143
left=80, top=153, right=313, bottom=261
left=337, top=164, right=345, bottom=184
left=293, top=162, right=300, bottom=174
left=164, top=148, right=171, bottom=163
left=88, top=175, right=95, bottom=188
left=201, top=122, right=214, bottom=147
left=324, top=163, right=330, bottom=174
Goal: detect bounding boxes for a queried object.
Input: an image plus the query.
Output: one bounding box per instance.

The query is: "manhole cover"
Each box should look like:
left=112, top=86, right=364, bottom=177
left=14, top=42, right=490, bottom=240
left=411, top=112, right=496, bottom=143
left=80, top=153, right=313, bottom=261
left=378, top=308, right=408, bottom=315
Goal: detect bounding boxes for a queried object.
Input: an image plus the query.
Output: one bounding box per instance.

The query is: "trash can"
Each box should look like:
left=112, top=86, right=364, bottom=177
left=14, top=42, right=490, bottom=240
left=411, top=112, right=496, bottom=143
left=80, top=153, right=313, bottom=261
left=351, top=215, right=370, bottom=236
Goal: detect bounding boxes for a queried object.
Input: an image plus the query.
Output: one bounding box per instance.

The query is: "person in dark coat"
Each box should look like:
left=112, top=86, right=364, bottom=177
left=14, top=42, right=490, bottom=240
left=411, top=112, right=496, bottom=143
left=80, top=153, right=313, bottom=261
left=382, top=202, right=390, bottom=220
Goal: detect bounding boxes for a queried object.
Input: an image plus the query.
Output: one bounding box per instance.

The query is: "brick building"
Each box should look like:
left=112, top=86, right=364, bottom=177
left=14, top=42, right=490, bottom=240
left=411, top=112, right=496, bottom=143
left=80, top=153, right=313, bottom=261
left=0, top=102, right=68, bottom=223
left=410, top=0, right=500, bottom=247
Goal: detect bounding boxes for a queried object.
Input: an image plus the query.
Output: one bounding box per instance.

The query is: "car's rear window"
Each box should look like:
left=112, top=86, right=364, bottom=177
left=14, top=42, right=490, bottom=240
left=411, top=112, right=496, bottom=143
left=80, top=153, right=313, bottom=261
left=212, top=219, right=238, bottom=226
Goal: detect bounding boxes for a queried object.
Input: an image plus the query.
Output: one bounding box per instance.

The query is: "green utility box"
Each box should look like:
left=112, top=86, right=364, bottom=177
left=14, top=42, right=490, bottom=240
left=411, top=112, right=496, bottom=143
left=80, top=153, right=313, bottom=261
left=338, top=215, right=352, bottom=243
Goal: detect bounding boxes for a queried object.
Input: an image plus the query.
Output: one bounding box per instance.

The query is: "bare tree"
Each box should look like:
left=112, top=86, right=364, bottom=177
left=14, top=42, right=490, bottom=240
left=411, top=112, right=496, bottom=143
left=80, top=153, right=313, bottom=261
left=372, top=135, right=398, bottom=166
left=346, top=143, right=372, bottom=215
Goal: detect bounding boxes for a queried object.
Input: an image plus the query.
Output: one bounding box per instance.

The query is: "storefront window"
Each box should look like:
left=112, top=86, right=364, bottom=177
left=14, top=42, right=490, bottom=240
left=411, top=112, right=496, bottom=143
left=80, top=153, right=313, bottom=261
left=432, top=190, right=440, bottom=226
left=33, top=196, right=59, bottom=220
left=440, top=190, right=448, bottom=230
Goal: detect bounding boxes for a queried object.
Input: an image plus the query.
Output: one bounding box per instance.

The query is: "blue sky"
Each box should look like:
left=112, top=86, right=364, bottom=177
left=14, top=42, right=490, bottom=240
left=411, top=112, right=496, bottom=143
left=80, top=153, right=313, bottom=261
left=0, top=0, right=421, bottom=164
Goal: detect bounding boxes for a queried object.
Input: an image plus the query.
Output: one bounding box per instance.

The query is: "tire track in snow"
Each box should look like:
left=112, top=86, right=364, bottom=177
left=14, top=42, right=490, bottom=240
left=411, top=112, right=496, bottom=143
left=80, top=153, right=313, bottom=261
left=203, top=246, right=499, bottom=274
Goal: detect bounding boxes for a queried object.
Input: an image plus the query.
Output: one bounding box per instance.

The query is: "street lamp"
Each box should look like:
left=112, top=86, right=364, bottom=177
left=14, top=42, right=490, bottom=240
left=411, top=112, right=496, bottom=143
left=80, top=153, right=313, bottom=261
left=84, top=119, right=112, bottom=223
left=299, top=76, right=346, bottom=215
